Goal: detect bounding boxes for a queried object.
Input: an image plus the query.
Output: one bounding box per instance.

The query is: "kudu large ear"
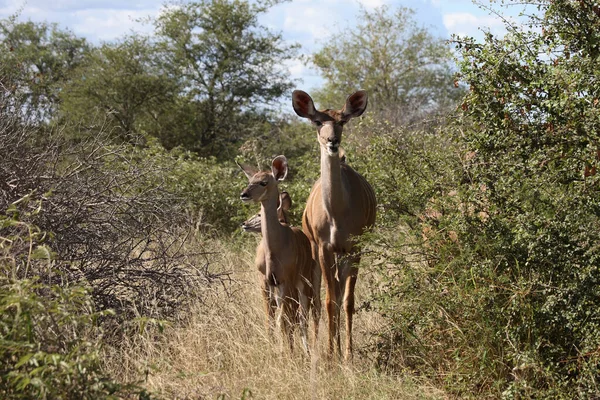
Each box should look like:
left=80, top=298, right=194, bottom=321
left=292, top=90, right=317, bottom=120
left=271, top=155, right=288, bottom=181
left=341, top=90, right=368, bottom=121
left=236, top=160, right=258, bottom=179
left=279, top=191, right=292, bottom=212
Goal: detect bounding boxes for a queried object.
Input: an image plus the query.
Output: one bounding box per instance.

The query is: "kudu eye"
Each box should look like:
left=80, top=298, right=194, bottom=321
left=313, top=120, right=322, bottom=127
left=259, top=181, right=268, bottom=187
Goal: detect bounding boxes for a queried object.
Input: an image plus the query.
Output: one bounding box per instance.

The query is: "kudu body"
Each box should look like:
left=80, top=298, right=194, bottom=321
left=239, top=156, right=321, bottom=352
left=292, top=90, right=376, bottom=360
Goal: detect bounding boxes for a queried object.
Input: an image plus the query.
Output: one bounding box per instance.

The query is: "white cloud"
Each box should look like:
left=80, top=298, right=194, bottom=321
left=0, top=1, right=161, bottom=42
left=277, top=2, right=351, bottom=52
left=443, top=12, right=506, bottom=39
left=357, top=0, right=385, bottom=9
left=70, top=8, right=157, bottom=42
left=286, top=59, right=307, bottom=78
left=283, top=14, right=331, bottom=41
left=3, top=0, right=155, bottom=12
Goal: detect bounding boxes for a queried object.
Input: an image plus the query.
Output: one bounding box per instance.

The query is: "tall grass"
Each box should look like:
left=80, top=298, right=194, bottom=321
left=104, top=235, right=446, bottom=400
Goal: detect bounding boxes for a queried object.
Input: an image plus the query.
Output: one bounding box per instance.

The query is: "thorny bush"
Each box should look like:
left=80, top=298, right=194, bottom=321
left=0, top=113, right=225, bottom=323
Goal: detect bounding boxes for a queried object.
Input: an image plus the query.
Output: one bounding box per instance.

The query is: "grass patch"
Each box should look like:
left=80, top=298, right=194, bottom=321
left=104, top=235, right=445, bottom=400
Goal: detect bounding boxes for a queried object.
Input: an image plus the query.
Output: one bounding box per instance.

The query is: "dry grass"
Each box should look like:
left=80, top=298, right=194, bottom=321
left=104, top=235, right=447, bottom=400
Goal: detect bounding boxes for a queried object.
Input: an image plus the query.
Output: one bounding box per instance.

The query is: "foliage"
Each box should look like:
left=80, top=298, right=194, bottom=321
left=4, top=0, right=298, bottom=157
left=0, top=110, right=220, bottom=321
left=363, top=0, right=600, bottom=398
left=309, top=5, right=461, bottom=124
left=0, top=16, right=88, bottom=123
left=0, top=204, right=153, bottom=399
left=136, top=139, right=255, bottom=234
left=454, top=0, right=600, bottom=396
left=150, top=0, right=298, bottom=155
left=59, top=35, right=178, bottom=144
left=345, top=115, right=460, bottom=227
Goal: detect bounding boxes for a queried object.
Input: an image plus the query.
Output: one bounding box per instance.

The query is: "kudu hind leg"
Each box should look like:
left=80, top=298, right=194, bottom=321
left=276, top=284, right=295, bottom=353
left=298, top=288, right=311, bottom=355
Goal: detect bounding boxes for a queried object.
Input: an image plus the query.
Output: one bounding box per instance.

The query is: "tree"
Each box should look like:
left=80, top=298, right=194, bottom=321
left=0, top=17, right=88, bottom=123
left=309, top=6, right=461, bottom=123
left=59, top=35, right=178, bottom=143
left=152, top=0, right=298, bottom=155
left=348, top=1, right=600, bottom=397
left=451, top=0, right=600, bottom=395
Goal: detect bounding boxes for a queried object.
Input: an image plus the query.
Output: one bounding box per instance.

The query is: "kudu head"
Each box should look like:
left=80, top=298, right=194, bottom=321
left=238, top=155, right=288, bottom=204
left=292, top=90, right=368, bottom=156
left=241, top=191, right=292, bottom=233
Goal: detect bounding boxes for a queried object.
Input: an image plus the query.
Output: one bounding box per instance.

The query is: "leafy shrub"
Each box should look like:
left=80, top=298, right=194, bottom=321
left=363, top=1, right=600, bottom=398
left=0, top=203, right=153, bottom=399
left=132, top=141, right=254, bottom=234
left=0, top=112, right=221, bottom=321
left=452, top=1, right=600, bottom=396
left=344, top=114, right=461, bottom=227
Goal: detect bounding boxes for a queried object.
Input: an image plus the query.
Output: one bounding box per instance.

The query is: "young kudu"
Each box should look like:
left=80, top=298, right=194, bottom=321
left=239, top=156, right=321, bottom=352
left=292, top=90, right=376, bottom=360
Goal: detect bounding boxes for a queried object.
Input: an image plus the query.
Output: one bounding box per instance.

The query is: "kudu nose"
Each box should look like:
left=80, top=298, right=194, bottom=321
left=240, top=191, right=250, bottom=201
left=327, top=137, right=340, bottom=154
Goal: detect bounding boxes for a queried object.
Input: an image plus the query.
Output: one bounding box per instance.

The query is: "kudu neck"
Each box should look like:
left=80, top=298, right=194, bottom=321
left=320, top=146, right=345, bottom=213
left=260, top=189, right=285, bottom=248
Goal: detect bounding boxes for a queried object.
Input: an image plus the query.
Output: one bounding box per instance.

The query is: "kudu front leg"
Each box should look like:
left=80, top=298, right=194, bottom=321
left=344, top=268, right=358, bottom=361
left=340, top=254, right=359, bottom=361
left=261, top=279, right=277, bottom=338
left=319, top=244, right=341, bottom=358
left=310, top=243, right=321, bottom=349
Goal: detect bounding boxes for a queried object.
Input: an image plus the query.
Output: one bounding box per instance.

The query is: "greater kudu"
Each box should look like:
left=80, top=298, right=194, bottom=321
left=239, top=156, right=321, bottom=353
left=292, top=90, right=376, bottom=360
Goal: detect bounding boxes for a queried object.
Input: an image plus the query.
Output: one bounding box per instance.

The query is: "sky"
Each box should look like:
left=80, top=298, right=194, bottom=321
left=0, top=0, right=528, bottom=90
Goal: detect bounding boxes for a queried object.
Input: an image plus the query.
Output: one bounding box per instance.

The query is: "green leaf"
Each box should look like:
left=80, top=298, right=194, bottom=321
left=31, top=245, right=54, bottom=260
left=14, top=352, right=34, bottom=368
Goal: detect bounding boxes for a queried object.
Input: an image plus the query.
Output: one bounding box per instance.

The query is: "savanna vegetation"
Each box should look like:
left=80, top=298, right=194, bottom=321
left=1, top=0, right=599, bottom=398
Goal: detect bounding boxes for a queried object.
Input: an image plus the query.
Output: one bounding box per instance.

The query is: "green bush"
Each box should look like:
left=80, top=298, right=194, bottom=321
left=0, top=202, right=152, bottom=399
left=453, top=1, right=600, bottom=396
left=344, top=115, right=461, bottom=227
left=363, top=1, right=600, bottom=398
left=0, top=112, right=222, bottom=321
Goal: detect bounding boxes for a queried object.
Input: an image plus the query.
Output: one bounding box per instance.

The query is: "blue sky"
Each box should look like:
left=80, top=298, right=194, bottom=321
left=0, top=0, right=525, bottom=90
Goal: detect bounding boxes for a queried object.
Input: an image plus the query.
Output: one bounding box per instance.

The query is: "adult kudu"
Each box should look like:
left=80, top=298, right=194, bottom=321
left=292, top=90, right=376, bottom=360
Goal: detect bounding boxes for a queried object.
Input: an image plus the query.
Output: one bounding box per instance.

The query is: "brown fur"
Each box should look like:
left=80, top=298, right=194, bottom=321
left=241, top=192, right=291, bottom=233
left=239, top=156, right=321, bottom=353
left=292, top=90, right=376, bottom=360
